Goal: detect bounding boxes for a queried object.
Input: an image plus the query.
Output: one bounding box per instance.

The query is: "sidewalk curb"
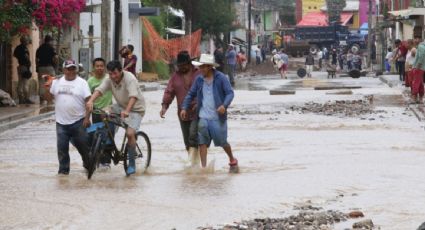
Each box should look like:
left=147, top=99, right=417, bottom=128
left=377, top=75, right=425, bottom=121
left=0, top=111, right=55, bottom=134
left=378, top=75, right=396, bottom=88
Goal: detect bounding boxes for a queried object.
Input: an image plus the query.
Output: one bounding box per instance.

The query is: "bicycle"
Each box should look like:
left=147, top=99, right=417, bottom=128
left=86, top=109, right=151, bottom=179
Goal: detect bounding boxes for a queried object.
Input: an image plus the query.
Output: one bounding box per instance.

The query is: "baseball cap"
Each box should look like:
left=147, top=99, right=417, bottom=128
left=63, top=59, right=78, bottom=69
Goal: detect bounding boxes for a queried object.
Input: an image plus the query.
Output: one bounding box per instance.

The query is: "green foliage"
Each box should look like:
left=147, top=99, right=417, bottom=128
left=382, top=2, right=389, bottom=19
left=193, top=0, right=236, bottom=39
left=146, top=16, right=165, bottom=37
left=0, top=0, right=33, bottom=42
left=142, top=60, right=170, bottom=79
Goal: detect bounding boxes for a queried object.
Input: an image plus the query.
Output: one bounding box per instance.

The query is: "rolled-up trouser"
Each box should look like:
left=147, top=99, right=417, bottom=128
left=56, top=118, right=90, bottom=174
left=411, top=68, right=424, bottom=97
left=179, top=119, right=198, bottom=150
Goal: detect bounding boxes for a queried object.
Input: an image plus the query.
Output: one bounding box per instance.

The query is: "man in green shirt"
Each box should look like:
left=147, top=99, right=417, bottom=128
left=87, top=58, right=113, bottom=112
left=87, top=58, right=113, bottom=168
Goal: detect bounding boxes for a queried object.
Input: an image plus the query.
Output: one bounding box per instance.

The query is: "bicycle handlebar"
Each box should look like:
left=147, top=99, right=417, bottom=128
left=92, top=109, right=129, bottom=129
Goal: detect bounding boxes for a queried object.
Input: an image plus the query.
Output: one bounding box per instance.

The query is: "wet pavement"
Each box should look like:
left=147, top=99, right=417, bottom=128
left=1, top=73, right=425, bottom=229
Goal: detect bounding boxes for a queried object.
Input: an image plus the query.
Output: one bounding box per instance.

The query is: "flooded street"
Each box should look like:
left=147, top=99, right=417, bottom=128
left=1, top=75, right=425, bottom=229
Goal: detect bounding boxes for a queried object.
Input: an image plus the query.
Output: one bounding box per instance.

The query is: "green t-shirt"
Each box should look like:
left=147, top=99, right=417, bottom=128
left=87, top=74, right=112, bottom=109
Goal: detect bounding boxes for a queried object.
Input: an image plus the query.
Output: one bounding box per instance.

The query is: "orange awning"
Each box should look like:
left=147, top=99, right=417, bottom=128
left=340, top=13, right=353, bottom=25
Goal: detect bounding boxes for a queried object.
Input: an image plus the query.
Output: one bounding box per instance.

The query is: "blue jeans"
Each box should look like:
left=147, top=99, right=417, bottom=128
left=385, top=60, right=391, bottom=72
left=56, top=118, right=89, bottom=174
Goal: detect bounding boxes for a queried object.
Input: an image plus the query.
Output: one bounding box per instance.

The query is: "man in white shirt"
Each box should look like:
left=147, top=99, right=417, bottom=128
left=49, top=59, right=92, bottom=175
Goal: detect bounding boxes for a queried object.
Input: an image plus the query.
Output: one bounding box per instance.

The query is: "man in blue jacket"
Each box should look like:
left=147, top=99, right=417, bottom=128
left=180, top=54, right=238, bottom=172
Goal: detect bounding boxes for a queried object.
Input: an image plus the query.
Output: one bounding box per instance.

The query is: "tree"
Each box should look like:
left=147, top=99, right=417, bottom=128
left=146, top=0, right=235, bottom=44
left=193, top=0, right=236, bottom=43
left=326, top=0, right=346, bottom=24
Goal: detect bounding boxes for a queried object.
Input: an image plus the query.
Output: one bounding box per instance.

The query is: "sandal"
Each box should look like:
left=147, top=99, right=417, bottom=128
left=229, top=158, right=238, bottom=166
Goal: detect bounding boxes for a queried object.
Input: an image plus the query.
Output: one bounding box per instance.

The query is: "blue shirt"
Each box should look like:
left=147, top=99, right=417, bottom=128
left=280, top=53, right=289, bottom=64
left=182, top=70, right=234, bottom=121
left=226, top=50, right=237, bottom=65
left=199, top=80, right=219, bottom=120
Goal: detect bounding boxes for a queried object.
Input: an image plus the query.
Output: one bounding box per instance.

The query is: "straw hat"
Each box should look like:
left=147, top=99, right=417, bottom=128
left=192, top=54, right=219, bottom=67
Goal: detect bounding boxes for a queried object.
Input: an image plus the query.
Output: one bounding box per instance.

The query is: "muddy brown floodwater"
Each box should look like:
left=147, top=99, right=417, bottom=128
left=1, top=76, right=424, bottom=229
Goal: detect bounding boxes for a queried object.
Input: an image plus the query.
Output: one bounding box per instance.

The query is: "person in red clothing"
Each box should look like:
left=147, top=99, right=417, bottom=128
left=119, top=44, right=138, bottom=76
left=160, top=51, right=201, bottom=165
left=236, top=50, right=247, bottom=71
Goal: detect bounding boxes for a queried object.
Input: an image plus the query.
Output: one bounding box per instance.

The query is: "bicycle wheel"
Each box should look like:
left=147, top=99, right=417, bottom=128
left=87, top=133, right=102, bottom=179
left=123, top=131, right=152, bottom=175
left=136, top=131, right=152, bottom=170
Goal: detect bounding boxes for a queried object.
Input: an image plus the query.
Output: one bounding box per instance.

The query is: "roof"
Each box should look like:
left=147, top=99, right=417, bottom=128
left=389, top=7, right=425, bottom=18
left=321, top=0, right=359, bottom=12
left=129, top=4, right=160, bottom=17
left=165, top=28, right=185, bottom=35
left=297, top=12, right=353, bottom=27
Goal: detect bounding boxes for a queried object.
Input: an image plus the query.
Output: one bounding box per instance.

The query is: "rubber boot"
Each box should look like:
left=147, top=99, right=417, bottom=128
left=126, top=145, right=136, bottom=175
left=188, top=147, right=200, bottom=167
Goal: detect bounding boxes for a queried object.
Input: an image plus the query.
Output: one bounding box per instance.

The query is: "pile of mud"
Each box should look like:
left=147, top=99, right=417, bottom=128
left=289, top=96, right=384, bottom=117
left=199, top=209, right=377, bottom=230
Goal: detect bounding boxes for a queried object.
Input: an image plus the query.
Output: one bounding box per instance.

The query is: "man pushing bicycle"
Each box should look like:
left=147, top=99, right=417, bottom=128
left=86, top=60, right=146, bottom=175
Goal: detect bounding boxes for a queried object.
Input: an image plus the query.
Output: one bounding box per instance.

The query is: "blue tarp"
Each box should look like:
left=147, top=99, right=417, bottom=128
left=360, top=23, right=368, bottom=35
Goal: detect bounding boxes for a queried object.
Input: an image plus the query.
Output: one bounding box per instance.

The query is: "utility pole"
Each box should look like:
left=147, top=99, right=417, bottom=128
left=247, top=0, right=252, bottom=64
left=367, top=0, right=373, bottom=69
left=101, top=0, right=111, bottom=61
left=113, top=0, right=121, bottom=60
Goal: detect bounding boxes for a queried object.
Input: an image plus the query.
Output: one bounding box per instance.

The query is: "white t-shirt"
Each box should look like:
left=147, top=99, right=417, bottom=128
left=50, top=76, right=91, bottom=125
left=385, top=51, right=393, bottom=60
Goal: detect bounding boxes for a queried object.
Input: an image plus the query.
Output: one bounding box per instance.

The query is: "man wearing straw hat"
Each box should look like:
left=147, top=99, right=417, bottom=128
left=180, top=54, right=238, bottom=172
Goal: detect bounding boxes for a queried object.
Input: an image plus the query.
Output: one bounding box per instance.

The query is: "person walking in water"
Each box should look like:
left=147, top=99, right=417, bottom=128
left=160, top=51, right=201, bottom=166
left=48, top=60, right=91, bottom=175
left=180, top=54, right=238, bottom=172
